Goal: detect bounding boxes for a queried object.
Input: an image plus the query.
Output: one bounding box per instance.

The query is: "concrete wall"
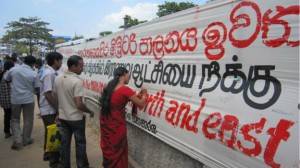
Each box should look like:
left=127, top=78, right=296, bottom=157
left=126, top=123, right=205, bottom=168
left=85, top=96, right=207, bottom=168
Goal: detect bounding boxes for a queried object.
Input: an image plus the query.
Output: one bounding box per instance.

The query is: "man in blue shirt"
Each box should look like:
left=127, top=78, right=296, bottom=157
left=5, top=55, right=39, bottom=150
left=0, top=59, right=3, bottom=73
left=35, top=58, right=45, bottom=108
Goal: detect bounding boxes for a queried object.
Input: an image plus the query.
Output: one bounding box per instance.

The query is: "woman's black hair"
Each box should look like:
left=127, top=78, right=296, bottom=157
left=100, top=67, right=129, bottom=114
left=0, top=60, right=15, bottom=80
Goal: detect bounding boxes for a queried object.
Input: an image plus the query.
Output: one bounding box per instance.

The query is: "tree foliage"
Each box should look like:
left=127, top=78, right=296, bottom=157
left=99, top=31, right=112, bottom=37
left=119, top=15, right=147, bottom=29
left=54, top=38, right=67, bottom=44
left=14, top=43, right=30, bottom=54
left=1, top=17, right=53, bottom=55
left=156, top=1, right=196, bottom=17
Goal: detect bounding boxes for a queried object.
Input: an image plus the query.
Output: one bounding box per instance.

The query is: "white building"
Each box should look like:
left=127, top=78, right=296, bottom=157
left=0, top=43, right=14, bottom=56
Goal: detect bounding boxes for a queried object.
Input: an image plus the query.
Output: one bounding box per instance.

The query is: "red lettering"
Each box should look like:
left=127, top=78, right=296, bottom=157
left=76, top=33, right=137, bottom=59
left=165, top=100, right=179, bottom=125
left=202, top=112, right=222, bottom=139
left=202, top=113, right=296, bottom=167
left=165, top=99, right=205, bottom=133
left=202, top=22, right=227, bottom=60
left=140, top=94, right=152, bottom=113
left=78, top=50, right=83, bottom=57
left=140, top=37, right=152, bottom=56
left=153, top=35, right=165, bottom=60
left=177, top=103, right=190, bottom=128
left=264, top=119, right=295, bottom=168
left=180, top=27, right=197, bottom=52
left=82, top=79, right=107, bottom=94
left=237, top=118, right=266, bottom=156
left=218, top=115, right=239, bottom=149
left=184, top=98, right=205, bottom=133
left=100, top=41, right=105, bottom=57
left=83, top=79, right=91, bottom=90
left=87, top=49, right=92, bottom=58
left=151, top=90, right=165, bottom=118
left=110, top=38, right=116, bottom=56
left=229, top=1, right=261, bottom=48
left=103, top=43, right=109, bottom=57
left=262, top=5, right=300, bottom=47
left=94, top=48, right=101, bottom=58
left=148, top=92, right=159, bottom=116
left=138, top=90, right=165, bottom=117
left=129, top=33, right=137, bottom=55
left=139, top=27, right=198, bottom=60
left=164, top=31, right=180, bottom=54
left=122, top=35, right=129, bottom=55
left=115, top=36, right=122, bottom=58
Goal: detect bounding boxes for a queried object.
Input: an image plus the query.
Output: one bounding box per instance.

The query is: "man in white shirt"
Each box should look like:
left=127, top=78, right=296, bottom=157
left=39, top=52, right=63, bottom=168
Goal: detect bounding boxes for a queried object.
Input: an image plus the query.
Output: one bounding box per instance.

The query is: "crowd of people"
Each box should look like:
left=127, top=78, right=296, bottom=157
left=0, top=52, right=148, bottom=168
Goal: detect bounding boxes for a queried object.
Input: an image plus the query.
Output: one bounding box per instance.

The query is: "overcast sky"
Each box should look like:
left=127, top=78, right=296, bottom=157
left=0, top=0, right=206, bottom=38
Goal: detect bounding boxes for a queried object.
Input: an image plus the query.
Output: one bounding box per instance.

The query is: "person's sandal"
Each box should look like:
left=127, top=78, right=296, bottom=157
left=23, top=138, right=34, bottom=146
left=5, top=133, right=12, bottom=138
left=11, top=142, right=23, bottom=150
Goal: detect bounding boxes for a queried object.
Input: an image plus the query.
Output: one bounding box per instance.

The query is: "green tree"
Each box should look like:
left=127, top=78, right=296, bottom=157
left=15, top=43, right=30, bottom=54
left=156, top=1, right=196, bottom=17
left=1, top=17, right=53, bottom=55
left=119, top=15, right=147, bottom=29
left=99, top=31, right=112, bottom=37
left=71, top=35, right=84, bottom=41
left=54, top=38, right=67, bottom=45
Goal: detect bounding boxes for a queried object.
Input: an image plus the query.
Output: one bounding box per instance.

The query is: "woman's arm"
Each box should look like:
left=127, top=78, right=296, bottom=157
left=129, top=87, right=148, bottom=107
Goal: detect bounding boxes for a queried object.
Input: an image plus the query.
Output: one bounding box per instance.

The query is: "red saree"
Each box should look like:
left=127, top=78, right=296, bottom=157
left=100, top=86, right=135, bottom=168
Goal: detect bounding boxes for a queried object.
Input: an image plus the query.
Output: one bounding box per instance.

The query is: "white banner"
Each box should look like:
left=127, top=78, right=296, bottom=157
left=57, top=0, right=299, bottom=167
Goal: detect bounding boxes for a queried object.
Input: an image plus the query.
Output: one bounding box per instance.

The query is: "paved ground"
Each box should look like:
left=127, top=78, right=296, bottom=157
left=0, top=97, right=103, bottom=168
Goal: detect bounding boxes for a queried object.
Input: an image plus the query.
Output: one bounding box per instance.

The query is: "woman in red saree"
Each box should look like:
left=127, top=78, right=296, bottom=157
left=100, top=67, right=148, bottom=168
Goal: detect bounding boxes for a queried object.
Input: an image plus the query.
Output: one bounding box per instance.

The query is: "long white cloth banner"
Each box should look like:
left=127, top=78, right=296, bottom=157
left=57, top=0, right=299, bottom=167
